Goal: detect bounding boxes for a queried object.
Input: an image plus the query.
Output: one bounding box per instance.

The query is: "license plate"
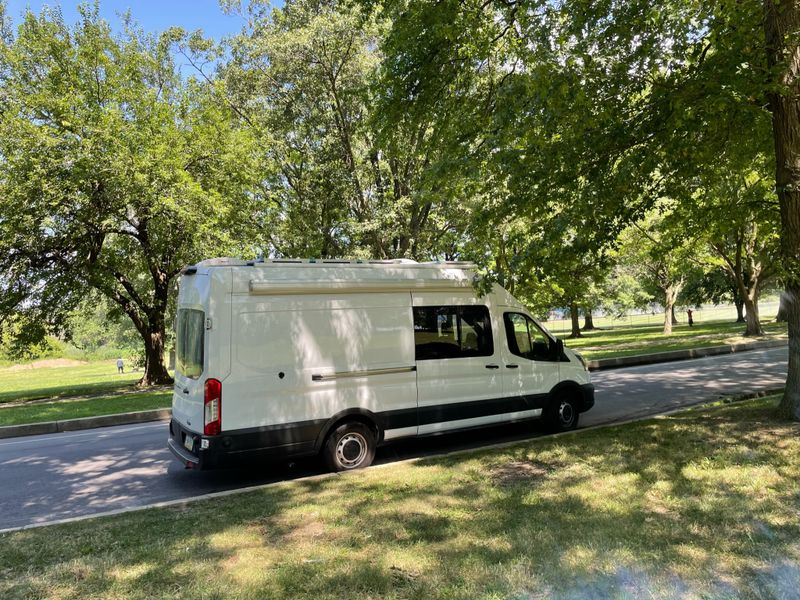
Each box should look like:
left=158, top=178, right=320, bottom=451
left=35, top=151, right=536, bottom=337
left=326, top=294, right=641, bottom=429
left=183, top=434, right=195, bottom=452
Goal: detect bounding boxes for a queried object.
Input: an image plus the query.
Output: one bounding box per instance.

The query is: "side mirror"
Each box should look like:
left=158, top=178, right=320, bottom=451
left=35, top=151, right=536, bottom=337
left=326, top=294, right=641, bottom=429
left=550, top=338, right=564, bottom=358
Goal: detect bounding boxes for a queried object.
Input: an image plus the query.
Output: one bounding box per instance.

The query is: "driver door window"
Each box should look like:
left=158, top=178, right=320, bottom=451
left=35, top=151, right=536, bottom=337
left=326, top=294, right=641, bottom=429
left=504, top=312, right=555, bottom=361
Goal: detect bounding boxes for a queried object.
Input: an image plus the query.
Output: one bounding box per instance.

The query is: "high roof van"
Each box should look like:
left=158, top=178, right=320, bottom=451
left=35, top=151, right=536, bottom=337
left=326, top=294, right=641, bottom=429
left=168, top=258, right=594, bottom=472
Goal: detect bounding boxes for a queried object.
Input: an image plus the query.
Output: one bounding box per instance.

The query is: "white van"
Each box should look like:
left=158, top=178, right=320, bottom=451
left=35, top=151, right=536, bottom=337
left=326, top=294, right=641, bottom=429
left=168, top=258, right=594, bottom=472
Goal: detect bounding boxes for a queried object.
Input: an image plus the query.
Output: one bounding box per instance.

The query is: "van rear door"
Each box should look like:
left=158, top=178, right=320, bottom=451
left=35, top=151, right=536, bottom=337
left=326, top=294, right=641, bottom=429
left=172, top=307, right=206, bottom=434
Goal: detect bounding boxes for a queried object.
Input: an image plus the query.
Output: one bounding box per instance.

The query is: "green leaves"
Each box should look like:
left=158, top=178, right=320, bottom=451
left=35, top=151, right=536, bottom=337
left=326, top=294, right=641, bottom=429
left=0, top=6, right=259, bottom=380
left=365, top=0, right=787, bottom=324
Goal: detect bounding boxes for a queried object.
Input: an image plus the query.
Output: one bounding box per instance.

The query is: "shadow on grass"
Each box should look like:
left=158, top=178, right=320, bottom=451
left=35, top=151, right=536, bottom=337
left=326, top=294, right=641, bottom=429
left=2, top=399, right=799, bottom=599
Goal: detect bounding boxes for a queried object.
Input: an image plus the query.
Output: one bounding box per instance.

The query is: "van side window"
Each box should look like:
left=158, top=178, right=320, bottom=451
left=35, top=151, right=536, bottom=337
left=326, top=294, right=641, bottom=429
left=414, top=305, right=493, bottom=360
left=504, top=312, right=555, bottom=361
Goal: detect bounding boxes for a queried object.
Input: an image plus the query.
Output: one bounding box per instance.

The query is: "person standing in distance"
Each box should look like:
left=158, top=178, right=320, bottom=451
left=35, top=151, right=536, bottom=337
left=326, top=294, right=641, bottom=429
left=116, top=357, right=124, bottom=374
left=687, top=308, right=694, bottom=327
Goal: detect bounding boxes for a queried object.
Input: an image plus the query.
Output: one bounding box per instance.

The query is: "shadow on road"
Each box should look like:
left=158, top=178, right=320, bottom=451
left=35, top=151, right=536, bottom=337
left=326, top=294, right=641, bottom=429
left=168, top=419, right=552, bottom=492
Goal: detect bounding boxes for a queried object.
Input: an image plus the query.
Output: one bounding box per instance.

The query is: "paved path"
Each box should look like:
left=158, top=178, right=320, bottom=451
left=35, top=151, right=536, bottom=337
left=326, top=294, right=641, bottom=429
left=0, top=346, right=788, bottom=531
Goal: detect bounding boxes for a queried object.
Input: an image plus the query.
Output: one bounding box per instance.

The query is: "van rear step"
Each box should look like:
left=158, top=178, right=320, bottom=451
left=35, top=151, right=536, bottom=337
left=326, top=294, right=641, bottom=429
left=168, top=437, right=200, bottom=469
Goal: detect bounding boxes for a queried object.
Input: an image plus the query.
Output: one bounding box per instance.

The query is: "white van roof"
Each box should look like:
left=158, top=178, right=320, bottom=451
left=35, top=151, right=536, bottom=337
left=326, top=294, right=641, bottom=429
left=186, top=258, right=481, bottom=296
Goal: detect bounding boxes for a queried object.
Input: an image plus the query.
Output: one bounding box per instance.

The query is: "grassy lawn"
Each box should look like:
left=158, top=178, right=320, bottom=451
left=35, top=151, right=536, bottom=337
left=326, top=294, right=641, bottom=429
left=0, top=391, right=172, bottom=426
left=542, top=300, right=779, bottom=336
left=565, top=319, right=787, bottom=360
left=0, top=361, right=151, bottom=404
left=1, top=396, right=798, bottom=599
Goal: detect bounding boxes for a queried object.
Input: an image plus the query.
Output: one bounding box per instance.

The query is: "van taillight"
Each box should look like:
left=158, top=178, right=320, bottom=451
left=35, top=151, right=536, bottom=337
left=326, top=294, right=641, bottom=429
left=204, top=378, right=222, bottom=436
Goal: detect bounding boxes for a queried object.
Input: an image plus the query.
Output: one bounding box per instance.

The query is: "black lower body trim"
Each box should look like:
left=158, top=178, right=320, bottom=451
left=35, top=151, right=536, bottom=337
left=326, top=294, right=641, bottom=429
left=578, top=383, right=595, bottom=412
left=170, top=418, right=323, bottom=470
left=378, top=393, right=549, bottom=431
left=169, top=392, right=561, bottom=470
left=417, top=393, right=549, bottom=425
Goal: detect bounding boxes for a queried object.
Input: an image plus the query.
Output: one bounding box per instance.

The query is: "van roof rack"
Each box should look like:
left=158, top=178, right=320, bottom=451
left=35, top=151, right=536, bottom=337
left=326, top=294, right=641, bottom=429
left=199, top=257, right=476, bottom=269
left=239, top=258, right=475, bottom=268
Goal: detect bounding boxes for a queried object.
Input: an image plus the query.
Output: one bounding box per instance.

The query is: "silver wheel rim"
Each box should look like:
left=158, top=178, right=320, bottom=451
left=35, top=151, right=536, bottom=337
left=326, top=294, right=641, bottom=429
left=559, top=401, right=575, bottom=427
left=336, top=432, right=368, bottom=468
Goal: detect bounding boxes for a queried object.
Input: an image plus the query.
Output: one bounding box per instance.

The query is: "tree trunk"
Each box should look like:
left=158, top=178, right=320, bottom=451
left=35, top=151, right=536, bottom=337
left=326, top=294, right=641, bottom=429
left=780, top=286, right=800, bottom=418
left=776, top=290, right=790, bottom=322
left=140, top=326, right=173, bottom=386
left=662, top=285, right=680, bottom=335
left=735, top=298, right=746, bottom=323
left=568, top=302, right=582, bottom=338
left=742, top=295, right=764, bottom=336
left=582, top=308, right=597, bottom=331
left=663, top=304, right=673, bottom=335
left=671, top=305, right=679, bottom=325
left=765, top=0, right=800, bottom=419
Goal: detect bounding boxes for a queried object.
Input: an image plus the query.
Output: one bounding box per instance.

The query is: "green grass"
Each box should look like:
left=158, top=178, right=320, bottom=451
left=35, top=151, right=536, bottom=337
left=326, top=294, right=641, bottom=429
left=0, top=391, right=172, bottom=426
left=1, top=396, right=798, bottom=599
left=0, top=361, right=148, bottom=404
left=565, top=319, right=787, bottom=360
left=542, top=300, right=780, bottom=336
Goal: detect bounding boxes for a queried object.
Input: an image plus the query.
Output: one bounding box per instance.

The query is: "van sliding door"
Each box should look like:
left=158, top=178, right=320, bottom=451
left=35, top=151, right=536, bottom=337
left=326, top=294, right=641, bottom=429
left=412, top=296, right=504, bottom=434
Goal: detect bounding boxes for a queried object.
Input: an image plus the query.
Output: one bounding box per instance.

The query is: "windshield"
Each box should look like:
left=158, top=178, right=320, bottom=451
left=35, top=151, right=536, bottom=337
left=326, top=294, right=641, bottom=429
left=176, top=308, right=204, bottom=379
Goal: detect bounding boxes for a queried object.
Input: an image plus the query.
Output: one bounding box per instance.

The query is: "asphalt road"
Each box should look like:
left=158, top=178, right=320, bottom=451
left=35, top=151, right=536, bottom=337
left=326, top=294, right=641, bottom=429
left=0, top=346, right=788, bottom=531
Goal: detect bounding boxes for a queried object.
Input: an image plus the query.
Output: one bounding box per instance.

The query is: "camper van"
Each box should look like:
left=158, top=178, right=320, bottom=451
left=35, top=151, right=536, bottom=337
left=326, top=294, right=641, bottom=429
left=168, top=258, right=594, bottom=472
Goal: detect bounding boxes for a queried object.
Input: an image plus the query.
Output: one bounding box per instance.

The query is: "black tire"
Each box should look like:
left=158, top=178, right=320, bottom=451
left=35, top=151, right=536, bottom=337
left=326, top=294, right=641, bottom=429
left=544, top=393, right=579, bottom=433
left=323, top=421, right=376, bottom=472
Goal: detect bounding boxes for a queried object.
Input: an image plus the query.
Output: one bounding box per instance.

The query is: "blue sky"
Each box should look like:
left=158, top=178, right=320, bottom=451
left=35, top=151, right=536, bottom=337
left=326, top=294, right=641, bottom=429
left=4, top=1, right=252, bottom=40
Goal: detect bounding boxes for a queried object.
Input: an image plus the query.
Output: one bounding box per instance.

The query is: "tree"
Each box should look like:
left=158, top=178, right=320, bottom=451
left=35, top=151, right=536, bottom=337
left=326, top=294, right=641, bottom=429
left=616, top=209, right=697, bottom=335
left=766, top=0, right=800, bottom=419
left=680, top=267, right=745, bottom=322
left=674, top=163, right=781, bottom=336
left=218, top=0, right=474, bottom=261
left=598, top=260, right=653, bottom=319
left=461, top=193, right=612, bottom=339
left=66, top=293, right=141, bottom=357
left=0, top=6, right=260, bottom=384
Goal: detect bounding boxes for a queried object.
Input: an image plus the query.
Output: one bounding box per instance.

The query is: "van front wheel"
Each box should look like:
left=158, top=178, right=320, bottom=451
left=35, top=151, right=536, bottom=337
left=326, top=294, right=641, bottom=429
left=323, top=422, right=376, bottom=472
left=544, top=393, right=579, bottom=433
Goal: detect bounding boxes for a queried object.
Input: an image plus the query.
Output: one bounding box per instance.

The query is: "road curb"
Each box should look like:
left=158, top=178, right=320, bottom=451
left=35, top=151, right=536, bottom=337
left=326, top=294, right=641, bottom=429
left=0, top=409, right=172, bottom=439
left=0, top=340, right=787, bottom=439
left=587, top=339, right=787, bottom=371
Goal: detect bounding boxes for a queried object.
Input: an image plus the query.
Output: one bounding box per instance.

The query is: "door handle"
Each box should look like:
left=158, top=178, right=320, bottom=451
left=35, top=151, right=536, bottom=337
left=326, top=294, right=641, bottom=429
left=485, top=364, right=500, bottom=369
left=506, top=364, right=519, bottom=369
left=182, top=388, right=190, bottom=394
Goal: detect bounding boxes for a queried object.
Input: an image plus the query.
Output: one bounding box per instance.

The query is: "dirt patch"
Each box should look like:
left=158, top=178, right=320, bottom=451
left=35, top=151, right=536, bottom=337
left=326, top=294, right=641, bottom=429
left=284, top=518, right=325, bottom=543
left=5, top=359, right=88, bottom=371
left=256, top=513, right=327, bottom=545
left=491, top=460, right=554, bottom=487
left=390, top=565, right=420, bottom=584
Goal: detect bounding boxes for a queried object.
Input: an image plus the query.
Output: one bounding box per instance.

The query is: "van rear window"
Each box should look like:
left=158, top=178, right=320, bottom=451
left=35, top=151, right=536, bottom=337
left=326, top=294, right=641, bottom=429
left=176, top=308, right=204, bottom=379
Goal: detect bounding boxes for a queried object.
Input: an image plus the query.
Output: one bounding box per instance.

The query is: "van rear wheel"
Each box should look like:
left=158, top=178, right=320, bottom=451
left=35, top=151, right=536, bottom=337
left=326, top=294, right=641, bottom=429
left=544, top=393, right=579, bottom=433
left=323, top=422, right=376, bottom=472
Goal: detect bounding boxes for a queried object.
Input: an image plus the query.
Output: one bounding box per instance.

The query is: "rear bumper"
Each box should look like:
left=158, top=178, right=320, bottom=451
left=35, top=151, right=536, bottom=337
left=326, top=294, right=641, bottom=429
left=168, top=419, right=226, bottom=470
left=579, top=383, right=595, bottom=413
left=168, top=418, right=319, bottom=470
